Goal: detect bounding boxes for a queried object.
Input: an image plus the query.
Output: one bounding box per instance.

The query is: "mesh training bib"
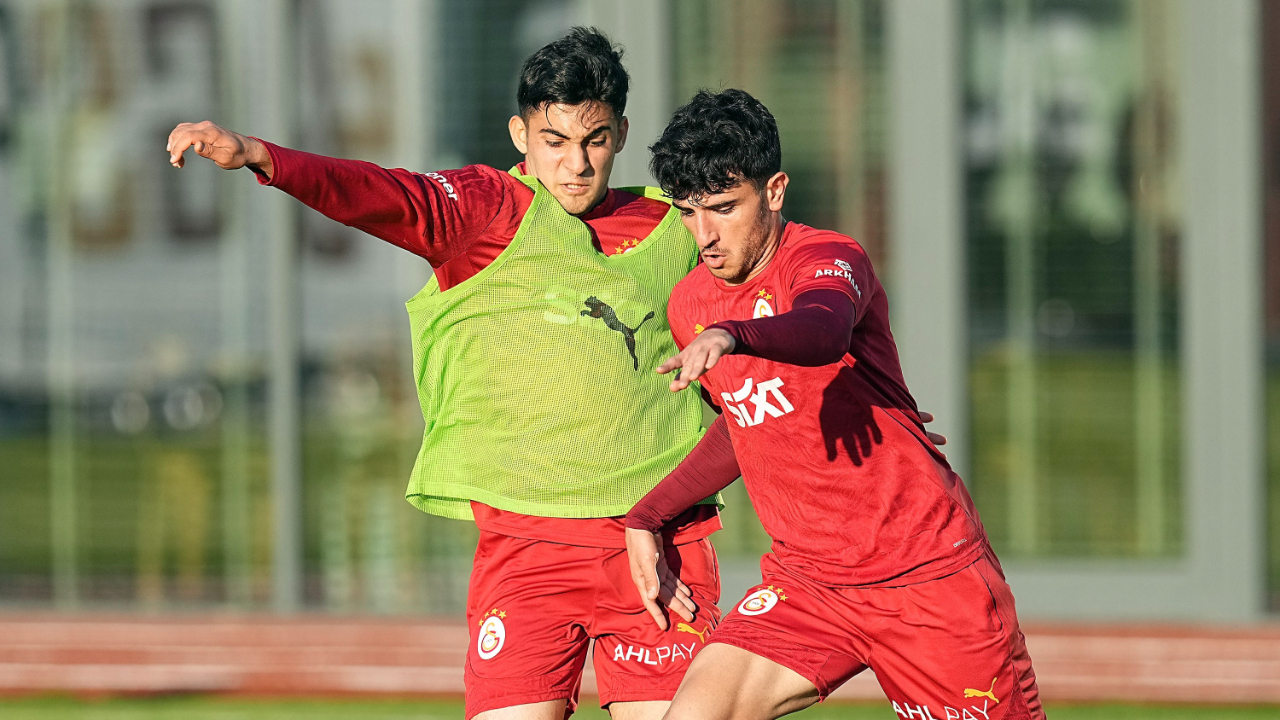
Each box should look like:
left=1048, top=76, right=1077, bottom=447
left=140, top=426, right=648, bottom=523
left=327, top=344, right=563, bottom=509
left=403, top=171, right=714, bottom=520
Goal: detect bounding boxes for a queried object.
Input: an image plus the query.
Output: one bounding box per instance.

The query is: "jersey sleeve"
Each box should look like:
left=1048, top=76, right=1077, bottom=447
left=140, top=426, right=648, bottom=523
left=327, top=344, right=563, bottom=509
left=783, top=239, right=876, bottom=325
left=255, top=140, right=519, bottom=268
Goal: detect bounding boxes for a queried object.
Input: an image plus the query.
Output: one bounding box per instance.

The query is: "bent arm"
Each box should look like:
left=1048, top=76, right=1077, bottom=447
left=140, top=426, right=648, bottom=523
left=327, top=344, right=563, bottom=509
left=711, top=288, right=855, bottom=367
left=625, top=414, right=739, bottom=533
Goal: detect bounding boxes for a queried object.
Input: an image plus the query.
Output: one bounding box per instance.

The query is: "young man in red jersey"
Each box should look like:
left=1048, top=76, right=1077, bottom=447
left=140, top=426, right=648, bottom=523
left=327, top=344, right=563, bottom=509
left=167, top=29, right=716, bottom=720
left=625, top=89, right=1044, bottom=720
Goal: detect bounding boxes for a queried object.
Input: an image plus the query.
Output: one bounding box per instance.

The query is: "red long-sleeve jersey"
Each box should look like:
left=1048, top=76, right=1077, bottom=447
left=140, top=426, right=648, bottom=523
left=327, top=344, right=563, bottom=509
left=256, top=142, right=718, bottom=547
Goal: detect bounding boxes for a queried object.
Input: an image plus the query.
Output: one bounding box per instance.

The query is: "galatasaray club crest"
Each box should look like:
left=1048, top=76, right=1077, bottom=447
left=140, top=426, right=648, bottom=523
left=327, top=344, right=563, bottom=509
left=477, top=609, right=507, bottom=660
left=753, top=289, right=774, bottom=319
left=737, top=585, right=787, bottom=616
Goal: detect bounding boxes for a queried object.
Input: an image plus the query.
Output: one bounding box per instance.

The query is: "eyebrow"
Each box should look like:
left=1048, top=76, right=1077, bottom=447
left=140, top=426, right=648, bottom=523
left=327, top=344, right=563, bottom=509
left=538, top=126, right=612, bottom=141
left=677, top=199, right=736, bottom=212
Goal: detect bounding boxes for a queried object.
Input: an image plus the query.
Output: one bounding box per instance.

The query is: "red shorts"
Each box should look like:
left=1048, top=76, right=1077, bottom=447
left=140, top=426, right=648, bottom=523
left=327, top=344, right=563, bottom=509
left=710, top=547, right=1043, bottom=720
left=464, top=531, right=721, bottom=719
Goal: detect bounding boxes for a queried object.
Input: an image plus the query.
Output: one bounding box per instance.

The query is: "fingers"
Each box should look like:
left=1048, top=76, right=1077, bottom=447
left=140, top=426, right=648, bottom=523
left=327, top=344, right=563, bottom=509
left=919, top=411, right=935, bottom=424
left=926, top=431, right=947, bottom=447
left=642, top=593, right=669, bottom=631
left=166, top=121, right=223, bottom=169
left=656, top=354, right=683, bottom=376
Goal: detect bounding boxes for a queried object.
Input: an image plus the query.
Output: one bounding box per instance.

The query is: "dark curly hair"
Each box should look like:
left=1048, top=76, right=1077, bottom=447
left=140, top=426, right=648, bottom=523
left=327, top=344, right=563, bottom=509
left=649, top=89, right=782, bottom=201
left=517, top=27, right=629, bottom=119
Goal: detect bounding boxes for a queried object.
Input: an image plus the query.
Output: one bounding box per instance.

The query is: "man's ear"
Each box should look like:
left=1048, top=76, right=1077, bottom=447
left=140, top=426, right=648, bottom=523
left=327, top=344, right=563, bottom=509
left=615, top=116, right=630, bottom=153
left=766, top=172, right=789, bottom=212
left=509, top=115, right=529, bottom=154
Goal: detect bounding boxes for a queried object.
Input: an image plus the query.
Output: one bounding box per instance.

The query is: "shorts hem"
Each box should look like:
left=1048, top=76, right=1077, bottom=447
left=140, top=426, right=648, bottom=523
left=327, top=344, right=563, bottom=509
left=707, top=635, right=831, bottom=700
left=465, top=689, right=577, bottom=720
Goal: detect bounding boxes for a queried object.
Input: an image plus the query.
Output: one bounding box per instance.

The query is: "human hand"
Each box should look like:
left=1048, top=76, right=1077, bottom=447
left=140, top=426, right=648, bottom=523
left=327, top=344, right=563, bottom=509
left=656, top=328, right=736, bottom=392
left=919, top=411, right=947, bottom=447
left=166, top=120, right=272, bottom=177
left=625, top=527, right=697, bottom=630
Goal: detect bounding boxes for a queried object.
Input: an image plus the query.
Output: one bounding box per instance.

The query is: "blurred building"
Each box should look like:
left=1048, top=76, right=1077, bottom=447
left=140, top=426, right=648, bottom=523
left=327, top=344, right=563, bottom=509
left=0, top=0, right=1274, bottom=621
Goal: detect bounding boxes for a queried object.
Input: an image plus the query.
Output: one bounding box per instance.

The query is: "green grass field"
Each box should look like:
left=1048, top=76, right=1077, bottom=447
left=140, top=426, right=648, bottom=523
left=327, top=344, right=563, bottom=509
left=1, top=697, right=1278, bottom=720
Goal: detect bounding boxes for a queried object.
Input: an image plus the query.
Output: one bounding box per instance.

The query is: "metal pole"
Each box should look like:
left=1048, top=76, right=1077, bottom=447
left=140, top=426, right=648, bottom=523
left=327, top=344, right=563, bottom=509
left=46, top=0, right=78, bottom=609
left=1131, top=0, right=1172, bottom=556
left=218, top=0, right=254, bottom=606
left=1001, top=0, right=1040, bottom=555
left=888, top=0, right=968, bottom=479
left=391, top=0, right=437, bottom=612
left=259, top=0, right=302, bottom=614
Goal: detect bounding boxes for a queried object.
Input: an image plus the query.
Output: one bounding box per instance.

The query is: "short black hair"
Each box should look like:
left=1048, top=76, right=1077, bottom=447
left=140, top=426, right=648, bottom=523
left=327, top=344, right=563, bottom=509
left=517, top=27, right=628, bottom=119
left=649, top=89, right=782, bottom=201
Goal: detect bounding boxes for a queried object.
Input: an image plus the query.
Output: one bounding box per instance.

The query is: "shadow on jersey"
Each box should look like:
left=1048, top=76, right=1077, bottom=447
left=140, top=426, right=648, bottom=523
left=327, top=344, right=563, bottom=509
left=582, top=296, right=655, bottom=370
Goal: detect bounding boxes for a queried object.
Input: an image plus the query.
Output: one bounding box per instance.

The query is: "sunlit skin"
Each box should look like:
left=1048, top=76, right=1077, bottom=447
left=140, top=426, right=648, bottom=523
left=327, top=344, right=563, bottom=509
left=508, top=100, right=628, bottom=216
left=654, top=172, right=789, bottom=392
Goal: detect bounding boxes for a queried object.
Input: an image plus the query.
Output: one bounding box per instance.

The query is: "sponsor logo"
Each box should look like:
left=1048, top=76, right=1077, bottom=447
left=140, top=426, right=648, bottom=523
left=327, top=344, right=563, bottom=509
left=753, top=289, right=775, bottom=318
left=964, top=678, right=999, bottom=704
left=580, top=296, right=655, bottom=371
left=814, top=264, right=862, bottom=298
left=720, top=377, right=795, bottom=428
left=424, top=172, right=458, bottom=201
left=891, top=697, right=998, bottom=720
left=694, top=323, right=706, bottom=335
left=476, top=609, right=507, bottom=660
left=676, top=622, right=709, bottom=643
left=737, top=585, right=787, bottom=616
left=611, top=641, right=699, bottom=666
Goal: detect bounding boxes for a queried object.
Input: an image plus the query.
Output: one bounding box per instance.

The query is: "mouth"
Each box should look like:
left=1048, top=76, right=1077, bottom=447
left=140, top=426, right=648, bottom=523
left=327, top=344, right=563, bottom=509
left=700, top=251, right=727, bottom=269
left=560, top=182, right=591, bottom=195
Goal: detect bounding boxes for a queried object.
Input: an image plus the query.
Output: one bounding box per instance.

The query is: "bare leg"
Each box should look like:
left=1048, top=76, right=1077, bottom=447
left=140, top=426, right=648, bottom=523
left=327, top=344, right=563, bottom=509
left=609, top=700, right=670, bottom=720
left=664, top=644, right=820, bottom=720
left=474, top=700, right=567, bottom=720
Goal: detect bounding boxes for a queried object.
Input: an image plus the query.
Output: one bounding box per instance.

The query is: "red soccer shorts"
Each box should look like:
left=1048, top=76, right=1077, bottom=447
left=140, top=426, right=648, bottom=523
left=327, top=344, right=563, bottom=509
left=709, top=546, right=1043, bottom=720
left=464, top=531, right=721, bottom=719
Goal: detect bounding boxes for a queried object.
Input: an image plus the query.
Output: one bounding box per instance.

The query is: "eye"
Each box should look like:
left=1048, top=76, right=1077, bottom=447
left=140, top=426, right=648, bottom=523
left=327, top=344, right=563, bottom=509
left=546, top=140, right=564, bottom=148
left=590, top=139, right=608, bottom=147
left=715, top=205, right=735, bottom=215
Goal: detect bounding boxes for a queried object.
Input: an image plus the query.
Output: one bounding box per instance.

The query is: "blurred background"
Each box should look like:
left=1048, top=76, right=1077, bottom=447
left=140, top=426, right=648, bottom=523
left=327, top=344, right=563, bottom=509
left=0, top=0, right=1278, bottom=713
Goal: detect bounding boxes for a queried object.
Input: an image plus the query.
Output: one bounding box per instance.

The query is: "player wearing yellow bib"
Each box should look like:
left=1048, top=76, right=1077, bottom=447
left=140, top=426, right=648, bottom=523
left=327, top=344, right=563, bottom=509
left=168, top=28, right=720, bottom=720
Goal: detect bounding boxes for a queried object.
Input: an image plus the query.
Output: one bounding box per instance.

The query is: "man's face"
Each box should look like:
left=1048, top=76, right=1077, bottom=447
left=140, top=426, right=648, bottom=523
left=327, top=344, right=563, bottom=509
left=509, top=101, right=627, bottom=216
left=672, top=172, right=789, bottom=285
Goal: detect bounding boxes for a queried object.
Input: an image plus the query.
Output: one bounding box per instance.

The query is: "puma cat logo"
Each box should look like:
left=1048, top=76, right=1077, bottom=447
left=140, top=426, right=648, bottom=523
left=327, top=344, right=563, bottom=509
left=964, top=678, right=1000, bottom=704
left=675, top=623, right=709, bottom=643
left=581, top=297, right=654, bottom=370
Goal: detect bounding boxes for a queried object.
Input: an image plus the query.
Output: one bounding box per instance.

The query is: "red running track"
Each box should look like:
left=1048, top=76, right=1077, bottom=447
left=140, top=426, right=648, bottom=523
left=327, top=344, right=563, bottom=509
left=1, top=615, right=1278, bottom=703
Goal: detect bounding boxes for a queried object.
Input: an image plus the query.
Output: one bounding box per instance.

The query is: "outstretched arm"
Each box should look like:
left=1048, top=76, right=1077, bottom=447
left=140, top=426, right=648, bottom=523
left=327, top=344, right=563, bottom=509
left=626, top=414, right=740, bottom=630
left=166, top=121, right=513, bottom=266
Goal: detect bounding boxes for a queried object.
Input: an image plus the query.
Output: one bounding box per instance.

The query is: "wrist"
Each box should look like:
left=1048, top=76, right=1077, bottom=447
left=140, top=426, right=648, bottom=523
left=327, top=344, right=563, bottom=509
left=706, top=324, right=739, bottom=354
left=244, top=136, right=274, bottom=179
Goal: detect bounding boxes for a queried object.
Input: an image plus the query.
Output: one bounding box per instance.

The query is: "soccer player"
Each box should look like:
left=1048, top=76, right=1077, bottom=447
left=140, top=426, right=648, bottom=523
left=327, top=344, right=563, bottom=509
left=167, top=29, right=717, bottom=720
left=624, top=89, right=1044, bottom=720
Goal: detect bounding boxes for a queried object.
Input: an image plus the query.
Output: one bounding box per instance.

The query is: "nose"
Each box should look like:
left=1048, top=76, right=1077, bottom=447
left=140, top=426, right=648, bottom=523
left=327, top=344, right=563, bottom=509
left=692, top=214, right=718, bottom=249
left=566, top=144, right=590, bottom=176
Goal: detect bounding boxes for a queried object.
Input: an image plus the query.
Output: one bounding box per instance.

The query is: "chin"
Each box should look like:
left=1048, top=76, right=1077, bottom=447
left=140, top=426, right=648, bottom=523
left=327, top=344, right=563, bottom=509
left=556, top=189, right=601, bottom=216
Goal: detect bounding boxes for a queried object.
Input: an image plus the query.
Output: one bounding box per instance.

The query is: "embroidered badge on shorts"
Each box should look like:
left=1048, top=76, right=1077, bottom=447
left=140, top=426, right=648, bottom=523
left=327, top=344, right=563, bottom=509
left=477, top=608, right=507, bottom=660
left=737, top=585, right=788, bottom=616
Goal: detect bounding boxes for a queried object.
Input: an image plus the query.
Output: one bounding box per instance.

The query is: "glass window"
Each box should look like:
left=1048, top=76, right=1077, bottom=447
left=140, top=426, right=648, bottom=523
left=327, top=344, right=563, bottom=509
left=964, top=0, right=1182, bottom=558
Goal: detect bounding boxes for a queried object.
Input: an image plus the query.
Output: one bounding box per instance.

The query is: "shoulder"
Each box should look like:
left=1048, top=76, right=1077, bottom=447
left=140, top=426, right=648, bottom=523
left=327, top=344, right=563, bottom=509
left=778, top=223, right=874, bottom=274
